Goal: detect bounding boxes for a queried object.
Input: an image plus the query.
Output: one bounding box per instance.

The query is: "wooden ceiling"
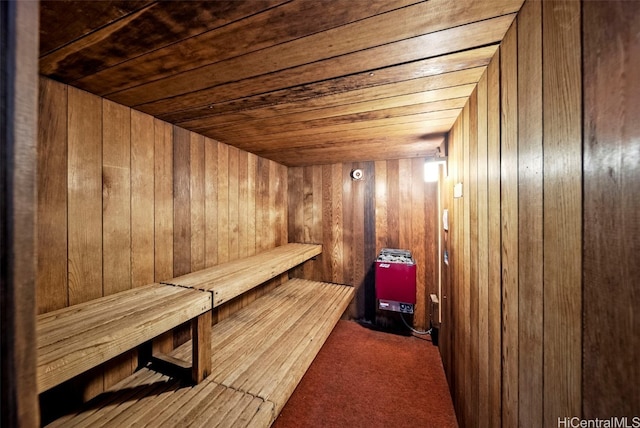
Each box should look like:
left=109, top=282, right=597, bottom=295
left=39, top=0, right=523, bottom=166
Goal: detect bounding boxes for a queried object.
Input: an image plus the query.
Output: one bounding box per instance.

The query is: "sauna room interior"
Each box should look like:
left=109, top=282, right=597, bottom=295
left=2, top=0, right=639, bottom=427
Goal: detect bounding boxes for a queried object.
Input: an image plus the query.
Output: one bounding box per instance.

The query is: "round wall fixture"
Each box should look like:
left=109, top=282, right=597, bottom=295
left=350, top=168, right=364, bottom=180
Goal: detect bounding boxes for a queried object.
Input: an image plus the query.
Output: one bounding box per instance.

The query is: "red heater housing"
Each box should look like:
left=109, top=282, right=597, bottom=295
left=375, top=249, right=416, bottom=314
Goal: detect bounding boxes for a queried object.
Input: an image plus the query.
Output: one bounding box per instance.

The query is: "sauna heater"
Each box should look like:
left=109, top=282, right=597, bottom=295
left=375, top=248, right=416, bottom=314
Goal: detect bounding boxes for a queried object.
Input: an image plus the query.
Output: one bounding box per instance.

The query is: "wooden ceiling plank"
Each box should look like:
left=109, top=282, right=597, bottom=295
left=214, top=109, right=461, bottom=145
left=70, top=0, right=421, bottom=95
left=110, top=13, right=514, bottom=108
left=256, top=133, right=445, bottom=156
left=163, top=49, right=494, bottom=125
left=193, top=86, right=474, bottom=137
left=39, top=0, right=153, bottom=57
left=40, top=0, right=288, bottom=81
left=178, top=68, right=484, bottom=130
left=260, top=136, right=447, bottom=167
left=224, top=118, right=458, bottom=152
left=203, top=98, right=468, bottom=141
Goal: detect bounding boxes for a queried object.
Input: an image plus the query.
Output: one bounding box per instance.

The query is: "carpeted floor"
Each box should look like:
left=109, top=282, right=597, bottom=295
left=273, top=320, right=458, bottom=428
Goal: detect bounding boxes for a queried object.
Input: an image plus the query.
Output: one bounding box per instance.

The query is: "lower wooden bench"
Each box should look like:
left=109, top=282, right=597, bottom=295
left=46, top=279, right=354, bottom=427
left=37, top=283, right=213, bottom=394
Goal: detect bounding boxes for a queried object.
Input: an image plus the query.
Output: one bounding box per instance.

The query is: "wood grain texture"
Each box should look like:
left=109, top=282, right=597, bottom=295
left=486, top=49, right=502, bottom=428
left=1, top=1, right=39, bottom=424
left=107, top=11, right=515, bottom=107
left=66, top=86, right=104, bottom=400
left=411, top=158, right=427, bottom=330
left=36, top=76, right=291, bottom=415
left=238, top=150, right=249, bottom=259
left=227, top=146, right=240, bottom=261
left=36, top=284, right=212, bottom=393
left=582, top=0, right=640, bottom=417
left=51, top=279, right=353, bottom=428
left=131, top=110, right=155, bottom=287
left=38, top=1, right=524, bottom=167
left=475, top=69, right=490, bottom=428
left=517, top=1, right=543, bottom=426
left=341, top=164, right=354, bottom=288
left=217, top=143, right=230, bottom=263
left=321, top=165, right=334, bottom=281
left=40, top=1, right=277, bottom=79
left=247, top=153, right=258, bottom=256
left=169, top=50, right=493, bottom=126
left=154, top=119, right=173, bottom=282
left=39, top=0, right=152, bottom=57
left=173, top=126, right=191, bottom=277
left=542, top=1, right=582, bottom=425
left=37, top=77, right=68, bottom=314
left=102, top=99, right=131, bottom=296
left=467, top=88, right=479, bottom=426
left=74, top=0, right=415, bottom=95
left=204, top=137, right=218, bottom=267
left=101, top=99, right=134, bottom=388
left=500, top=21, right=519, bottom=428
left=165, top=244, right=322, bottom=307
left=153, top=118, right=174, bottom=356
left=67, top=86, right=103, bottom=305
left=190, top=133, right=205, bottom=271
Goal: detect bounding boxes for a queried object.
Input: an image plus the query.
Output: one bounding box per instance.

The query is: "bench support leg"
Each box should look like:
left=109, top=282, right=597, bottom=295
left=191, top=310, right=211, bottom=383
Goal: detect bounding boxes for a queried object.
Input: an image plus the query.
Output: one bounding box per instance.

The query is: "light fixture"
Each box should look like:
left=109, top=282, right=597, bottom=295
left=424, top=156, right=447, bottom=182
left=350, top=168, right=364, bottom=180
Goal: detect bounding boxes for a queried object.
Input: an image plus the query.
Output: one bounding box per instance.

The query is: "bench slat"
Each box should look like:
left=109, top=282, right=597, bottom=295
left=164, top=243, right=322, bottom=306
left=37, top=285, right=202, bottom=348
left=212, top=282, right=338, bottom=388
left=37, top=285, right=211, bottom=393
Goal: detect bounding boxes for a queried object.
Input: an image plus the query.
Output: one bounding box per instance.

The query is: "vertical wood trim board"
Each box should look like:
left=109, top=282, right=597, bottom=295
left=517, top=0, right=543, bottom=426
left=486, top=46, right=502, bottom=428
left=154, top=119, right=174, bottom=282
left=475, top=69, right=490, bottom=428
left=102, top=99, right=131, bottom=296
left=542, top=1, right=582, bottom=425
left=500, top=20, right=519, bottom=428
left=1, top=1, right=40, bottom=424
left=67, top=86, right=103, bottom=306
left=582, top=0, right=640, bottom=417
left=37, top=77, right=68, bottom=314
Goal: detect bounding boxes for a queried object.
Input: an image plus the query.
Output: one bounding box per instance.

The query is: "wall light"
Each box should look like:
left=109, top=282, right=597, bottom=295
left=424, top=157, right=448, bottom=183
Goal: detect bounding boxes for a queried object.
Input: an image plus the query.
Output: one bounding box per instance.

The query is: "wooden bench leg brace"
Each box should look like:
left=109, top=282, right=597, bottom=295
left=140, top=310, right=211, bottom=384
left=191, top=310, right=211, bottom=383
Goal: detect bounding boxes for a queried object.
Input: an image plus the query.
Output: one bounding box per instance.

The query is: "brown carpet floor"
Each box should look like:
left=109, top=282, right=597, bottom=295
left=273, top=320, right=458, bottom=428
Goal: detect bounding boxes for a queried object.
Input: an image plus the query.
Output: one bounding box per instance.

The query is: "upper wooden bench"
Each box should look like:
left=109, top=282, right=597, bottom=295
left=162, top=243, right=322, bottom=307
left=36, top=283, right=212, bottom=394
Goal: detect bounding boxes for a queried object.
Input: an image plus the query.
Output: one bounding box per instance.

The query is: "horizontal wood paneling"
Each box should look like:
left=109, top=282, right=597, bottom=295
left=36, top=77, right=288, bottom=412
left=288, top=161, right=438, bottom=331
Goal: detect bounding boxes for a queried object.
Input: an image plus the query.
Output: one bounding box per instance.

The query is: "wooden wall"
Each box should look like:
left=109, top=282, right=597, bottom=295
left=288, top=161, right=439, bottom=330
left=36, top=77, right=287, bottom=407
left=582, top=0, right=640, bottom=419
left=440, top=0, right=640, bottom=426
